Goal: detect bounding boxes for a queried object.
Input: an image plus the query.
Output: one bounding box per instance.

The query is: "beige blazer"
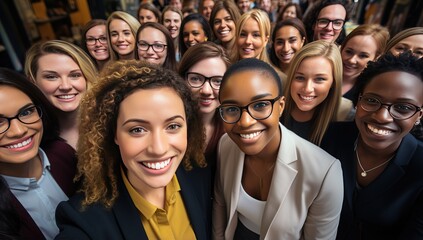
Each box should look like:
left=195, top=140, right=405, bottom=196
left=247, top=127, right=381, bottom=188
left=212, top=124, right=343, bottom=240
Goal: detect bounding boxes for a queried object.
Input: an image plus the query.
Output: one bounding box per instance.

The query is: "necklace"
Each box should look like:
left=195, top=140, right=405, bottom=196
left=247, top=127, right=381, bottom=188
left=246, top=159, right=276, bottom=196
left=355, top=150, right=394, bottom=177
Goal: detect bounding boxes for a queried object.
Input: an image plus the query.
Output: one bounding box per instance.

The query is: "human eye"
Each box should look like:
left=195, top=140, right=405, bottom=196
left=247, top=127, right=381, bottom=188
left=253, top=32, right=261, bottom=38
left=153, top=43, right=164, bottom=49
left=333, top=20, right=344, bottom=27
left=111, top=32, right=118, bottom=37
left=275, top=39, right=284, bottom=46
left=214, top=19, right=222, bottom=25
left=224, top=16, right=233, bottom=22
left=86, top=38, right=95, bottom=43
left=223, top=106, right=240, bottom=115
left=413, top=50, right=423, bottom=57
left=167, top=123, right=183, bottom=131
left=19, top=106, right=37, bottom=118
left=394, top=44, right=406, bottom=52
left=344, top=49, right=354, bottom=56
left=43, top=73, right=58, bottom=80
left=239, top=31, right=247, bottom=38
left=99, top=37, right=107, bottom=42
left=252, top=101, right=270, bottom=111
left=393, top=103, right=416, bottom=114
left=362, top=96, right=380, bottom=105
left=0, top=117, right=7, bottom=126
left=124, top=31, right=132, bottom=36
left=188, top=73, right=203, bottom=82
left=294, top=74, right=305, bottom=81
left=318, top=19, right=329, bottom=26
left=129, top=126, right=147, bottom=135
left=69, top=71, right=83, bottom=79
left=288, top=37, right=297, bottom=44
left=315, top=77, right=326, bottom=82
left=211, top=77, right=223, bottom=85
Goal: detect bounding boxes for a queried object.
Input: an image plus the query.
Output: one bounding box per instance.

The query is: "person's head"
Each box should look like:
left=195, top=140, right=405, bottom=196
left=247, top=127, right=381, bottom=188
left=218, top=58, right=284, bottom=157
left=385, top=27, right=423, bottom=59
left=269, top=18, right=307, bottom=71
left=137, top=3, right=161, bottom=24
left=284, top=40, right=342, bottom=145
left=234, top=9, right=271, bottom=62
left=0, top=68, right=60, bottom=172
left=353, top=52, right=423, bottom=151
left=200, top=0, right=215, bottom=21
left=107, top=11, right=141, bottom=61
left=209, top=0, right=241, bottom=47
left=279, top=2, right=302, bottom=21
left=179, top=13, right=213, bottom=56
left=304, top=0, right=351, bottom=44
left=341, top=24, right=389, bottom=81
left=80, top=19, right=109, bottom=66
left=236, top=0, right=251, bottom=14
left=135, top=22, right=177, bottom=71
left=76, top=60, right=205, bottom=207
left=25, top=40, right=97, bottom=113
left=170, top=0, right=183, bottom=10
left=161, top=6, right=183, bottom=40
left=179, top=42, right=231, bottom=117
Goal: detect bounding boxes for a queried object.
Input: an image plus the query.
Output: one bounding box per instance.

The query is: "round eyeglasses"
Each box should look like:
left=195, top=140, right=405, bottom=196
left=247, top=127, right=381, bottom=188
left=359, top=95, right=422, bottom=120
left=86, top=37, right=107, bottom=46
left=0, top=106, right=42, bottom=134
left=185, top=72, right=222, bottom=90
left=137, top=41, right=167, bottom=53
left=316, top=18, right=345, bottom=30
left=218, top=96, right=281, bottom=124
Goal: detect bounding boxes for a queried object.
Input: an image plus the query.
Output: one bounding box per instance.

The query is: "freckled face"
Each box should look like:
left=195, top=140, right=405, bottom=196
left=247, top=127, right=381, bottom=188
left=115, top=87, right=187, bottom=196
left=219, top=70, right=284, bottom=158
left=355, top=71, right=423, bottom=153
left=35, top=53, right=87, bottom=112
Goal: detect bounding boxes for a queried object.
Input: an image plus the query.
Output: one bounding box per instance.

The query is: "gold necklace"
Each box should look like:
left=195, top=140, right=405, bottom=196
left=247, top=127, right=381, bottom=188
left=355, top=150, right=394, bottom=177
left=246, top=159, right=276, bottom=196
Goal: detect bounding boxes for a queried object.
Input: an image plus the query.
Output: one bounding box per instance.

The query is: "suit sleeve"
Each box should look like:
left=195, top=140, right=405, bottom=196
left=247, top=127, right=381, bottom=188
left=303, top=159, right=344, bottom=240
left=55, top=201, right=92, bottom=240
left=212, top=137, right=227, bottom=240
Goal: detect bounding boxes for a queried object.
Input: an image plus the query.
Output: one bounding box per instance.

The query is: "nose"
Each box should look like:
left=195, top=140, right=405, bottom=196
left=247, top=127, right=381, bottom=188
left=146, top=45, right=155, bottom=54
left=188, top=33, right=195, bottom=42
left=282, top=42, right=290, bottom=52
left=200, top=80, right=213, bottom=94
left=6, top=119, right=28, bottom=138
left=348, top=54, right=358, bottom=64
left=59, top=78, right=72, bottom=91
left=147, top=130, right=167, bottom=156
left=238, top=109, right=256, bottom=128
left=325, top=21, right=334, bottom=30
left=221, top=20, right=227, bottom=28
left=117, top=33, right=124, bottom=41
left=304, top=79, right=314, bottom=92
left=373, top=105, right=394, bottom=122
left=245, top=34, right=252, bottom=44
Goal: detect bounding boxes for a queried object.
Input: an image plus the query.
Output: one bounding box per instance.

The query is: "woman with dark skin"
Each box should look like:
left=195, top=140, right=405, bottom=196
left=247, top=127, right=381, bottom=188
left=179, top=13, right=213, bottom=57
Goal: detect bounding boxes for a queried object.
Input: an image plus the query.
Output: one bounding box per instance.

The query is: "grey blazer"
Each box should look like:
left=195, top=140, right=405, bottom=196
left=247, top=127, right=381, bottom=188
left=213, top=124, right=344, bottom=240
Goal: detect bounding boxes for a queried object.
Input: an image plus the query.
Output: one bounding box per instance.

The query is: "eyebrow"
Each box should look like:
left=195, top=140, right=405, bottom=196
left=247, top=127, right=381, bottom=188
left=0, top=103, right=35, bottom=118
left=221, top=93, right=273, bottom=105
left=121, top=115, right=185, bottom=126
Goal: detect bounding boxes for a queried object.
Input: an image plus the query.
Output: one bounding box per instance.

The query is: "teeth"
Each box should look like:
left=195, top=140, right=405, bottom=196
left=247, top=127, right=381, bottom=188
left=143, top=158, right=171, bottom=170
left=240, top=131, right=261, bottom=139
left=300, top=95, right=315, bottom=101
left=6, top=137, right=32, bottom=149
left=58, top=95, right=75, bottom=99
left=367, top=124, right=392, bottom=136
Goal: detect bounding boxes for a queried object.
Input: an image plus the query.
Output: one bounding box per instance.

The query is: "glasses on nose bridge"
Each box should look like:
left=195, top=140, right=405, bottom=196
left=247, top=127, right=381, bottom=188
left=358, top=95, right=422, bottom=120
left=218, top=96, right=281, bottom=124
left=316, top=18, right=345, bottom=30
left=137, top=41, right=167, bottom=53
left=86, top=37, right=107, bottom=45
left=185, top=72, right=223, bottom=90
left=0, top=106, right=42, bottom=134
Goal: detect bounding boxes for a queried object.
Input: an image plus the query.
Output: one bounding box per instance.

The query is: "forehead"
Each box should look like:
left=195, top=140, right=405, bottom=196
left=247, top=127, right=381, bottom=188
left=164, top=11, right=180, bottom=19
left=140, top=9, right=154, bottom=15
left=140, top=27, right=165, bottom=40
left=396, top=34, right=423, bottom=47
left=0, top=85, right=32, bottom=112
left=275, top=25, right=301, bottom=38
left=318, top=4, right=346, bottom=20
left=216, top=9, right=230, bottom=18
left=109, top=19, right=130, bottom=30
left=242, top=18, right=260, bottom=31
left=184, top=21, right=202, bottom=30
left=87, top=25, right=106, bottom=35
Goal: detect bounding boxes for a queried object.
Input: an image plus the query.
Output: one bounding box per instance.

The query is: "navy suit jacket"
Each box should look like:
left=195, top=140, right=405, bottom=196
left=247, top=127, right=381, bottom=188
left=11, top=140, right=77, bottom=240
left=322, top=122, right=423, bottom=240
left=55, top=164, right=212, bottom=240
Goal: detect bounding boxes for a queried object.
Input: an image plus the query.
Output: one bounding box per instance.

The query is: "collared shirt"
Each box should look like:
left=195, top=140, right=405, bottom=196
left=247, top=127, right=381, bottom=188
left=2, top=148, right=68, bottom=239
left=122, top=169, right=196, bottom=240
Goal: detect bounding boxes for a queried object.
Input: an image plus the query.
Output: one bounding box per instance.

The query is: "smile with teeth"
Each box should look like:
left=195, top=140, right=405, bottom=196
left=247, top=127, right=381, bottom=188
left=367, top=124, right=392, bottom=136
left=299, top=95, right=316, bottom=101
left=57, top=94, right=77, bottom=99
left=142, top=158, right=171, bottom=170
left=6, top=137, right=32, bottom=149
left=240, top=131, right=262, bottom=139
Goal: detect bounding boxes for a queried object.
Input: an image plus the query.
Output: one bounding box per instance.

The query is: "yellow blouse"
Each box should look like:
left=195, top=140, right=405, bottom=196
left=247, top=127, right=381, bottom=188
left=122, top=170, right=196, bottom=240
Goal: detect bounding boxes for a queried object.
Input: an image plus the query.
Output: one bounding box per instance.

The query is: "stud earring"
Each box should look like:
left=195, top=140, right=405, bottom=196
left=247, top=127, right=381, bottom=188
left=415, top=120, right=421, bottom=126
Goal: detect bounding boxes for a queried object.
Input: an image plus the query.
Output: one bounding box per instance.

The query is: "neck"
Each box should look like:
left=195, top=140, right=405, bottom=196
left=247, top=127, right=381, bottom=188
left=119, top=52, right=134, bottom=60
left=96, top=59, right=108, bottom=70
left=58, top=110, right=79, bottom=149
left=129, top=173, right=166, bottom=209
left=357, top=137, right=398, bottom=161
left=291, top=106, right=314, bottom=122
left=202, top=112, right=216, bottom=147
left=279, top=62, right=289, bottom=73
left=0, top=154, right=42, bottom=179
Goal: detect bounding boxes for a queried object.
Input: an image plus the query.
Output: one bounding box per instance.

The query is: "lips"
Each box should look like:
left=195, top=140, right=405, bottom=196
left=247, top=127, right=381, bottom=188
left=240, top=131, right=262, bottom=139
left=367, top=123, right=393, bottom=136
left=56, top=94, right=77, bottom=100
left=279, top=52, right=294, bottom=61
left=141, top=158, right=171, bottom=170
left=298, top=94, right=316, bottom=102
left=5, top=137, right=32, bottom=149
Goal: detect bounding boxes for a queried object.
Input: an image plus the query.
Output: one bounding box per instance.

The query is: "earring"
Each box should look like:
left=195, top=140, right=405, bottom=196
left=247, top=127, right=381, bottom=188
left=415, top=120, right=421, bottom=126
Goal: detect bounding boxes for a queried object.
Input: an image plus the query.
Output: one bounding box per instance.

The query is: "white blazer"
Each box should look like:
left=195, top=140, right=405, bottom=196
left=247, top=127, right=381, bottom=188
left=212, top=124, right=344, bottom=240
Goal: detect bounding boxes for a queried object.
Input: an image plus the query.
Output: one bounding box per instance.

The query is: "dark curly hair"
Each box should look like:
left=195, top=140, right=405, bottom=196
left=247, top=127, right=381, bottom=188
left=76, top=60, right=206, bottom=208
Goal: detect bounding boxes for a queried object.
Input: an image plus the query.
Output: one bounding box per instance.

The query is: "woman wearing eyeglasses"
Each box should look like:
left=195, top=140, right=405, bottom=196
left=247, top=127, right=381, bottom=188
left=321, top=52, right=423, bottom=239
left=136, top=22, right=177, bottom=71
left=81, top=19, right=110, bottom=71
left=0, top=68, right=77, bottom=239
left=213, top=58, right=343, bottom=239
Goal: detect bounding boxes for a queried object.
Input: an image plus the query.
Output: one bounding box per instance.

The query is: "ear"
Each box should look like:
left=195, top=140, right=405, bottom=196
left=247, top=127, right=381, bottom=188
left=264, top=35, right=269, bottom=45
left=114, top=134, right=119, bottom=146
left=278, top=96, right=285, bottom=117
left=300, top=37, right=305, bottom=47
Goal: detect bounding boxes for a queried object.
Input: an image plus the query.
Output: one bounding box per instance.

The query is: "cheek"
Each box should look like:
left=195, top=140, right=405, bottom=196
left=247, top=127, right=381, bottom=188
left=75, top=79, right=88, bottom=92
left=37, top=81, right=57, bottom=95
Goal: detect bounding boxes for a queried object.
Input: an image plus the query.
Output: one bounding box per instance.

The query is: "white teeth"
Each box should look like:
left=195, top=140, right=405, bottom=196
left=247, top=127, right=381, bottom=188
left=6, top=137, right=32, bottom=149
left=300, top=95, right=315, bottom=101
left=58, top=95, right=75, bottom=99
left=367, top=124, right=392, bottom=136
left=240, top=131, right=261, bottom=139
left=143, top=158, right=171, bottom=170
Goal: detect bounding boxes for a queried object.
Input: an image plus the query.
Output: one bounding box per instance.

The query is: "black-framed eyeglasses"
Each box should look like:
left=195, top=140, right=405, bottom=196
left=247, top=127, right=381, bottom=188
left=185, top=72, right=222, bottom=90
left=0, top=106, right=42, bottom=134
left=218, top=96, right=281, bottom=124
left=137, top=41, right=167, bottom=53
left=86, top=37, right=107, bottom=45
left=316, top=18, right=345, bottom=30
left=359, top=95, right=422, bottom=120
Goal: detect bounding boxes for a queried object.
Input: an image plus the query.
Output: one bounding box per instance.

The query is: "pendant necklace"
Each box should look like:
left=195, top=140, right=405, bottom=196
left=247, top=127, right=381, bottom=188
left=355, top=150, right=394, bottom=177
left=247, top=159, right=276, bottom=196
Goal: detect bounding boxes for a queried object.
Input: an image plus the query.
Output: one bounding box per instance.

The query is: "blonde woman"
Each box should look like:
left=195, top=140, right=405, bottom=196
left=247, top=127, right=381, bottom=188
left=25, top=40, right=97, bottom=149
left=107, top=11, right=141, bottom=61
left=282, top=40, right=352, bottom=146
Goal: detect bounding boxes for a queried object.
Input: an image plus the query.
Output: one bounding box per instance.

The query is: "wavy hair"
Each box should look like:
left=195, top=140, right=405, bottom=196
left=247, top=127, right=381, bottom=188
left=24, top=40, right=97, bottom=90
left=135, top=22, right=177, bottom=71
left=209, top=0, right=241, bottom=50
left=76, top=60, right=206, bottom=208
left=106, top=11, right=141, bottom=61
left=282, top=40, right=342, bottom=145
left=231, top=9, right=271, bottom=63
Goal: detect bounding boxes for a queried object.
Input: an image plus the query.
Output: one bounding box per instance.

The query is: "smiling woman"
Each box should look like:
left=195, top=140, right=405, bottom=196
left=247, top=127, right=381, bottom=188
left=55, top=60, right=212, bottom=240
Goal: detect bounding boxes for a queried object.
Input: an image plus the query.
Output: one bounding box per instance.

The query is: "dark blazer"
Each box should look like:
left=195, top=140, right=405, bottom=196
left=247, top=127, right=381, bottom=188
left=55, top=164, right=212, bottom=240
left=11, top=140, right=77, bottom=240
left=322, top=122, right=423, bottom=240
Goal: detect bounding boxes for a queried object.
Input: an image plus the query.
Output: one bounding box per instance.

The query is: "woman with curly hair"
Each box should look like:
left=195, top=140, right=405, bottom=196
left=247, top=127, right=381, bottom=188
left=55, top=60, right=212, bottom=239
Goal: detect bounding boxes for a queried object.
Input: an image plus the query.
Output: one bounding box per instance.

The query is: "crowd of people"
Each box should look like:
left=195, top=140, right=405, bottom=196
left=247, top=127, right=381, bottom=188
left=0, top=0, right=422, bottom=239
